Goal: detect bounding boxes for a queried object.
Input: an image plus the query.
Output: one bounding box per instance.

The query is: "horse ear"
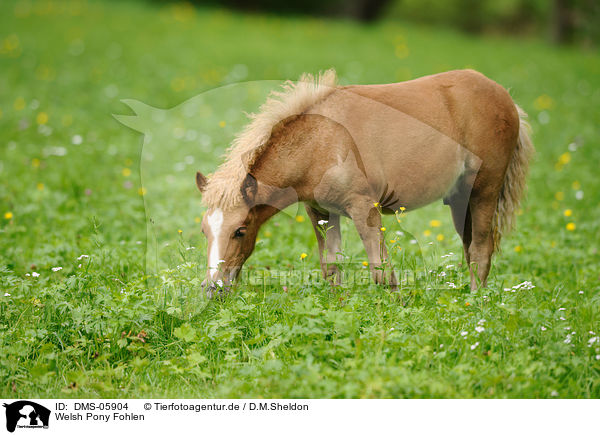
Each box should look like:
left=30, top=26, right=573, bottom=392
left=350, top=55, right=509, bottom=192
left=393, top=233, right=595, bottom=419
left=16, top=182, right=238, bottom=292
left=241, top=173, right=258, bottom=205
left=196, top=172, right=208, bottom=192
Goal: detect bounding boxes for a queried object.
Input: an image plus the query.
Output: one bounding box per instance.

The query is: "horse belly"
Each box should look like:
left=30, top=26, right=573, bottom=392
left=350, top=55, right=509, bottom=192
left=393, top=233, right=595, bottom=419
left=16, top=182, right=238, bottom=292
left=380, top=134, right=471, bottom=211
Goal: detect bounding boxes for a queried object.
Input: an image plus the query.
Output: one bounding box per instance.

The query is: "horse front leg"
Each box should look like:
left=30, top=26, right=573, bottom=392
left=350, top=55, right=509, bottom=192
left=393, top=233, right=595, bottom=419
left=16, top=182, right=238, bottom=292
left=348, top=199, right=398, bottom=290
left=304, top=204, right=342, bottom=285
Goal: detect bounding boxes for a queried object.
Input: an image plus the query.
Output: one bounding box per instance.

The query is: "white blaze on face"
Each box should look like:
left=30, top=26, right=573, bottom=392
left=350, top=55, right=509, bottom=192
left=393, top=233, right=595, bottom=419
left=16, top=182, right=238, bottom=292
left=207, top=208, right=224, bottom=278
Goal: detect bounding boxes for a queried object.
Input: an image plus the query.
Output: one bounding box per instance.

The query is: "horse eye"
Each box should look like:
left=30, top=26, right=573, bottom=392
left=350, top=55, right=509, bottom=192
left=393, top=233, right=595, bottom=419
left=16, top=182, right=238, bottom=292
left=233, top=227, right=246, bottom=238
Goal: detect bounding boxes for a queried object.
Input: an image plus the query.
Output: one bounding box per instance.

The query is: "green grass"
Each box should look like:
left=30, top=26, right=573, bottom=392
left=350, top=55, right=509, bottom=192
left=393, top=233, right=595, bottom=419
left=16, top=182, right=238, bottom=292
left=1, top=0, right=599, bottom=398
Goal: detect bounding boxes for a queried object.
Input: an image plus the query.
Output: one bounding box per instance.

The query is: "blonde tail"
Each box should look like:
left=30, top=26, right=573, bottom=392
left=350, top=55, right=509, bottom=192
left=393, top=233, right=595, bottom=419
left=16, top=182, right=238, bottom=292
left=492, top=104, right=535, bottom=251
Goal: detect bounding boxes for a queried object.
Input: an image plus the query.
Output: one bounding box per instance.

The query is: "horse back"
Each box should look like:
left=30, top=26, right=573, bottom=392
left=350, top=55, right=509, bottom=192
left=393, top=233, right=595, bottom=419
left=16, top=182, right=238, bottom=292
left=339, top=69, right=519, bottom=157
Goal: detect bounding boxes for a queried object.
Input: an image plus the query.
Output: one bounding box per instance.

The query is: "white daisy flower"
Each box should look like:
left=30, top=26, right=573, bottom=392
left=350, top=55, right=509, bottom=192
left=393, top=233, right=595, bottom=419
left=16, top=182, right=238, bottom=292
left=51, top=267, right=62, bottom=272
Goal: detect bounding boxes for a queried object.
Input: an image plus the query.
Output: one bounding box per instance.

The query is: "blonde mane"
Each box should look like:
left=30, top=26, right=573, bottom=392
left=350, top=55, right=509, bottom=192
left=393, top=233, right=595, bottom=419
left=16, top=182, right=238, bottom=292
left=201, top=69, right=338, bottom=211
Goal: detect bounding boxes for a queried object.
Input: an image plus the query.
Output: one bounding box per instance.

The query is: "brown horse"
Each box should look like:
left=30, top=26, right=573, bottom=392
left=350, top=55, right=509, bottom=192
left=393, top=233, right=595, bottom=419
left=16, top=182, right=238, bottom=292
left=195, top=69, right=534, bottom=296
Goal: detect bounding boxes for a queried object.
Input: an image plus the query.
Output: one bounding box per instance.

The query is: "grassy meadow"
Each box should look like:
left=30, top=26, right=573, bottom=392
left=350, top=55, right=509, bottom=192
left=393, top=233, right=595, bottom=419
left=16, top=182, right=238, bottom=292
left=1, top=0, right=599, bottom=398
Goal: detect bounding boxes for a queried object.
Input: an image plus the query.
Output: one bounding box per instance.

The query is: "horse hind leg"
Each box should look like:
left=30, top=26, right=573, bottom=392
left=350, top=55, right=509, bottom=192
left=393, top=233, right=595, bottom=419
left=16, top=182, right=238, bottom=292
left=466, top=195, right=497, bottom=291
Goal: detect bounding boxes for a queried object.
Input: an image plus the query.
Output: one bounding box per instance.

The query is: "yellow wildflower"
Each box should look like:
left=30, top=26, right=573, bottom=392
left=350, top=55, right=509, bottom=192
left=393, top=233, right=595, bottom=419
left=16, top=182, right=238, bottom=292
left=122, top=168, right=131, bottom=177
left=380, top=227, right=386, bottom=232
left=514, top=245, right=522, bottom=253
left=566, top=222, right=576, bottom=231
left=555, top=192, right=564, bottom=201
left=14, top=97, right=25, bottom=111
left=390, top=239, right=396, bottom=244
left=558, top=152, right=571, bottom=165
left=171, top=77, right=185, bottom=92
left=61, top=114, right=73, bottom=126
left=362, top=261, right=368, bottom=267
left=36, top=112, right=48, bottom=125
left=295, top=215, right=305, bottom=223
left=4, top=212, right=13, bottom=220
left=32, top=158, right=40, bottom=168
left=563, top=209, right=572, bottom=217
left=373, top=202, right=379, bottom=207
left=36, top=183, right=44, bottom=191
left=423, top=230, right=432, bottom=237
left=194, top=217, right=201, bottom=223
left=138, top=187, right=147, bottom=196
left=430, top=219, right=441, bottom=227
left=572, top=180, right=581, bottom=190
left=300, top=253, right=307, bottom=260
left=178, top=229, right=183, bottom=234
left=533, top=94, right=554, bottom=111
left=219, top=120, right=226, bottom=128
left=436, top=234, right=445, bottom=241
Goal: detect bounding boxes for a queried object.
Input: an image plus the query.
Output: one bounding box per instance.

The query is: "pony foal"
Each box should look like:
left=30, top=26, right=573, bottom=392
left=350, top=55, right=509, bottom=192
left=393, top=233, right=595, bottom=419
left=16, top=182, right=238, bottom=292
left=196, top=69, right=534, bottom=296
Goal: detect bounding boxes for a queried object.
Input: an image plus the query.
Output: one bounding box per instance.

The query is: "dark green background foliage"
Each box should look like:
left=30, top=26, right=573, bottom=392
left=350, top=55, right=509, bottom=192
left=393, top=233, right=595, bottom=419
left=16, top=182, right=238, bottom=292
left=167, top=0, right=599, bottom=44
left=0, top=0, right=599, bottom=398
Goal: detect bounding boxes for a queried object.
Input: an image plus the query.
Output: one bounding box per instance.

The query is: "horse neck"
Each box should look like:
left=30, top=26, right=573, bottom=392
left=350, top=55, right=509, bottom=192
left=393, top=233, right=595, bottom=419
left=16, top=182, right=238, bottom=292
left=250, top=114, right=320, bottom=206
